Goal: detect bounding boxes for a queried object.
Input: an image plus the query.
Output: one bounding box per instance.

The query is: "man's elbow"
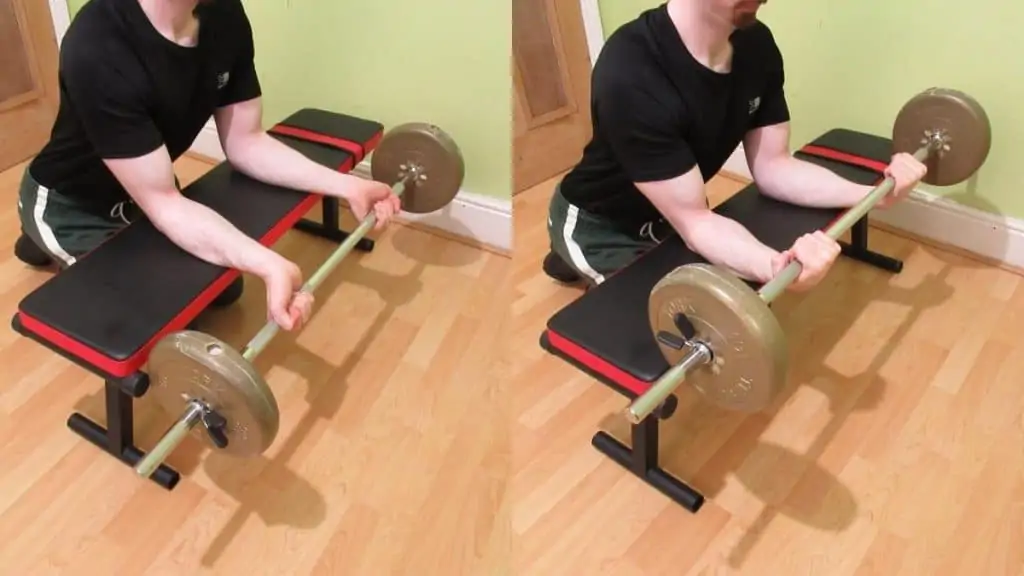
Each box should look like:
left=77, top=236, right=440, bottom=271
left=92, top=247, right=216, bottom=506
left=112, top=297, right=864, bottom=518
left=664, top=204, right=715, bottom=252
left=748, top=152, right=792, bottom=191
left=218, top=130, right=262, bottom=167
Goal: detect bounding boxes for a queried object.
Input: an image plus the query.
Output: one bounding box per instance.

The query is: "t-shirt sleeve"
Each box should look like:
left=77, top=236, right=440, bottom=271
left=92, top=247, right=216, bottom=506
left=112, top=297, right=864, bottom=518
left=61, top=50, right=163, bottom=160
left=217, top=5, right=262, bottom=108
left=748, top=30, right=790, bottom=129
left=596, top=80, right=698, bottom=184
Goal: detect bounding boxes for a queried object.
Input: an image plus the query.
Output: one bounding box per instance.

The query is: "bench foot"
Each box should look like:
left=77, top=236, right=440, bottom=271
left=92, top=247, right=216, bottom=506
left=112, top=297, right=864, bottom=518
left=296, top=196, right=375, bottom=252
left=68, top=379, right=180, bottom=491
left=592, top=419, right=705, bottom=514
left=539, top=332, right=704, bottom=512
left=840, top=218, right=903, bottom=273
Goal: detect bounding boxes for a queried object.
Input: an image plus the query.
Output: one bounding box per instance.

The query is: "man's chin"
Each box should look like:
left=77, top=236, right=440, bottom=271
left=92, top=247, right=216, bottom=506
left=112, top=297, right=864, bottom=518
left=733, top=12, right=760, bottom=28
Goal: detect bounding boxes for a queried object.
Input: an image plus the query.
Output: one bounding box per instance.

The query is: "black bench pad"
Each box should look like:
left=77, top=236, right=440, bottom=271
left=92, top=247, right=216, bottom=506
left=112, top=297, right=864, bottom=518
left=15, top=108, right=384, bottom=379
left=543, top=128, right=894, bottom=395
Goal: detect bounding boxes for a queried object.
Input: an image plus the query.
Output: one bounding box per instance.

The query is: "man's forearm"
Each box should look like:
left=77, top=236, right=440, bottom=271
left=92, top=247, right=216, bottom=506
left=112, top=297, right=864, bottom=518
left=754, top=155, right=872, bottom=208
left=225, top=132, right=364, bottom=200
left=150, top=194, right=280, bottom=275
left=665, top=209, right=779, bottom=283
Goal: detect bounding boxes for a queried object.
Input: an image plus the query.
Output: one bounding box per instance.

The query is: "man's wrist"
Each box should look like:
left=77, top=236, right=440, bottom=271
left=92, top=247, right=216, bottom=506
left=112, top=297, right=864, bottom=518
left=323, top=172, right=365, bottom=202
left=758, top=249, right=781, bottom=284
left=238, top=242, right=283, bottom=279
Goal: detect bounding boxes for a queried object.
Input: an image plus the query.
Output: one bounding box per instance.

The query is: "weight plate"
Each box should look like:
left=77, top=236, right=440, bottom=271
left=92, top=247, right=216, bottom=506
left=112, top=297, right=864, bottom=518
left=147, top=331, right=280, bottom=457
left=370, top=122, right=465, bottom=214
left=892, top=88, right=991, bottom=187
left=648, top=264, right=788, bottom=412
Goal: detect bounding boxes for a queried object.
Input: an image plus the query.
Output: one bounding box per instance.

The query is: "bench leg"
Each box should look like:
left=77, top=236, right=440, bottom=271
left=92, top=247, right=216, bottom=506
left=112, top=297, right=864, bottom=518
left=592, top=417, right=706, bottom=513
left=294, top=196, right=375, bottom=252
left=839, top=217, right=903, bottom=273
left=539, top=332, right=705, bottom=512
left=66, top=379, right=181, bottom=490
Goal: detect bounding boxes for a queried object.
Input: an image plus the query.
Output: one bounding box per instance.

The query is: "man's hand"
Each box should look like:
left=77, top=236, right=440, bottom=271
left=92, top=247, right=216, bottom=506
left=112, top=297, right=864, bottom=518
left=876, top=152, right=928, bottom=209
left=257, top=253, right=315, bottom=331
left=770, top=231, right=842, bottom=292
left=345, top=179, right=402, bottom=229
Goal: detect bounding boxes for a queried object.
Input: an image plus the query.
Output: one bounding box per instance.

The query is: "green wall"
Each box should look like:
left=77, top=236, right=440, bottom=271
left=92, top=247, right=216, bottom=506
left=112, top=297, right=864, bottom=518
left=66, top=0, right=511, bottom=201
left=599, top=0, right=1020, bottom=218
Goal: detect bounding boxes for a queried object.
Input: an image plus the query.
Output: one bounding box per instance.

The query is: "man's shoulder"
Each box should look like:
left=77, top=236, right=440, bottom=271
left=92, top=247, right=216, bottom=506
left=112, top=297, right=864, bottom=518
left=593, top=22, right=663, bottom=95
left=60, top=0, right=133, bottom=66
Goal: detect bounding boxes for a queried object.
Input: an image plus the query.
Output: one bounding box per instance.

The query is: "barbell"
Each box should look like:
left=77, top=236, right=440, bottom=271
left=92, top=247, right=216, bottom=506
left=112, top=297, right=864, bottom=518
left=626, top=87, right=992, bottom=422
left=134, top=122, right=465, bottom=478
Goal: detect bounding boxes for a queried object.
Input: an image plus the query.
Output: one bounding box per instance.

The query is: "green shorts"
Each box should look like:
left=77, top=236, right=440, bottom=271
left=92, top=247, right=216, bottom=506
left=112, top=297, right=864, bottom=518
left=17, top=167, right=144, bottom=269
left=546, top=185, right=674, bottom=285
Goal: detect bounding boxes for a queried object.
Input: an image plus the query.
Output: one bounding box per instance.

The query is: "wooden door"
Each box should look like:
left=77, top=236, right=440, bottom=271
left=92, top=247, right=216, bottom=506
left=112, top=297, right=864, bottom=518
left=512, top=0, right=594, bottom=194
left=0, top=0, right=60, bottom=172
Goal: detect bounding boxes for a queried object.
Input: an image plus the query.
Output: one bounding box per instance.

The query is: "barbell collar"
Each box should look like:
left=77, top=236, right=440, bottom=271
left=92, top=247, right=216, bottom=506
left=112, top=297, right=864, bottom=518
left=624, top=341, right=713, bottom=424
left=135, top=400, right=205, bottom=478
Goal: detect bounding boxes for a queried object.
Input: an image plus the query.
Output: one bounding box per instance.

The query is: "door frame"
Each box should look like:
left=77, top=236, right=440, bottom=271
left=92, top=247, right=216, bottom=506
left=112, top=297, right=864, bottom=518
left=578, top=0, right=605, bottom=67
left=43, top=0, right=71, bottom=46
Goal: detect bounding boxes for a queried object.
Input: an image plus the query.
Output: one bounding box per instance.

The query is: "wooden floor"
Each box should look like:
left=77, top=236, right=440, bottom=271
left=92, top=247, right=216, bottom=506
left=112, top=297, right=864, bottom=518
left=511, top=173, right=1024, bottom=575
left=0, top=156, right=512, bottom=574
left=6, top=153, right=1024, bottom=575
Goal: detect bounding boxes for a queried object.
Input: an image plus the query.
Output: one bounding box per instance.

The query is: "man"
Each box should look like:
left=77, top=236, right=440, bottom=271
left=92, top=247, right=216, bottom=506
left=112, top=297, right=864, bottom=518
left=544, top=0, right=927, bottom=291
left=16, top=0, right=400, bottom=331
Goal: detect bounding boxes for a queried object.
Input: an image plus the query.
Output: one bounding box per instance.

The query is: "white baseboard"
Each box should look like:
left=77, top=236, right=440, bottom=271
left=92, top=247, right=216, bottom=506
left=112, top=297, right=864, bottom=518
left=719, top=142, right=1024, bottom=269
left=349, top=160, right=512, bottom=253
left=869, top=190, right=1024, bottom=269
left=187, top=120, right=512, bottom=253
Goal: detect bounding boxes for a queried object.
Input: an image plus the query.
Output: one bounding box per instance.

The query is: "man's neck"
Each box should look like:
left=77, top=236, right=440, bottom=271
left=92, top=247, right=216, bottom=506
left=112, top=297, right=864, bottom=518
left=666, top=0, right=735, bottom=73
left=137, top=0, right=200, bottom=46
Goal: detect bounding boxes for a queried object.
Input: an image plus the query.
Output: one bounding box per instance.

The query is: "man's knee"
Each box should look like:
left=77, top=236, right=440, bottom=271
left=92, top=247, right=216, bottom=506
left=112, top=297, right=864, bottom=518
left=14, top=233, right=55, bottom=268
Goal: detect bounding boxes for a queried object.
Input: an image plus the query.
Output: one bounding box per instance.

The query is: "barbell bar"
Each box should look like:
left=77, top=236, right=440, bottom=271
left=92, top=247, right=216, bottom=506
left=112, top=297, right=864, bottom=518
left=134, top=122, right=465, bottom=479
left=626, top=87, right=992, bottom=422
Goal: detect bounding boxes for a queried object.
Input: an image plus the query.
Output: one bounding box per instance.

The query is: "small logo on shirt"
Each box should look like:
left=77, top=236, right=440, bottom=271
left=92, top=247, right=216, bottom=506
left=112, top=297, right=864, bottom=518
left=216, top=72, right=230, bottom=89
left=748, top=97, right=761, bottom=115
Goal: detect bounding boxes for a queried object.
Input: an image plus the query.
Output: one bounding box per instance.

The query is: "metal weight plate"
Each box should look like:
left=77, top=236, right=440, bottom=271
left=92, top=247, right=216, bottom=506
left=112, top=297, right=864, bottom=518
left=892, top=88, right=992, bottom=187
left=147, top=331, right=280, bottom=457
left=648, top=264, right=789, bottom=412
left=370, top=122, right=465, bottom=214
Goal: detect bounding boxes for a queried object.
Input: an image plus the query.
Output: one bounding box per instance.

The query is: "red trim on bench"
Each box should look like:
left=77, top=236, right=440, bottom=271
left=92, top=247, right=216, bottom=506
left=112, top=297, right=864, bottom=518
left=269, top=124, right=383, bottom=165
left=798, top=144, right=889, bottom=174
left=546, top=329, right=653, bottom=396
left=17, top=117, right=383, bottom=378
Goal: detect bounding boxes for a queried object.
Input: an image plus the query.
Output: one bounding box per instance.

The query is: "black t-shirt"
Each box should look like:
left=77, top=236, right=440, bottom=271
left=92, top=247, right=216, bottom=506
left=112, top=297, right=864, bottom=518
left=29, top=0, right=261, bottom=211
left=559, top=4, right=790, bottom=225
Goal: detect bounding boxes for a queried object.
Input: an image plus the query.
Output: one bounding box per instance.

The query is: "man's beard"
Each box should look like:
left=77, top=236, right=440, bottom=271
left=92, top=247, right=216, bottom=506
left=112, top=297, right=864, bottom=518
left=733, top=12, right=758, bottom=28
left=732, top=1, right=765, bottom=28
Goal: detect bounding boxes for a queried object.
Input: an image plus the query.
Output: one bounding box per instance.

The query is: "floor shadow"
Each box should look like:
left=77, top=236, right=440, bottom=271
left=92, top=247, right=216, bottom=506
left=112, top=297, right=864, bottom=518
left=596, top=239, right=957, bottom=568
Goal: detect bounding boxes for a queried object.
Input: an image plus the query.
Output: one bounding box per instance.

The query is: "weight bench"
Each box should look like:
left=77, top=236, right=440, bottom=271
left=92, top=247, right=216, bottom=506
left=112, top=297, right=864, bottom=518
left=540, top=128, right=906, bottom=512
left=11, top=108, right=384, bottom=490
